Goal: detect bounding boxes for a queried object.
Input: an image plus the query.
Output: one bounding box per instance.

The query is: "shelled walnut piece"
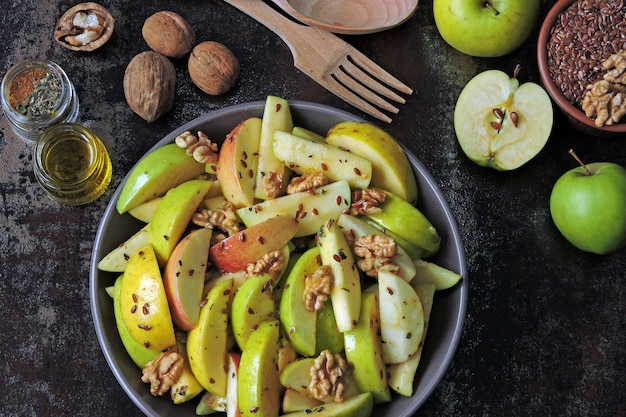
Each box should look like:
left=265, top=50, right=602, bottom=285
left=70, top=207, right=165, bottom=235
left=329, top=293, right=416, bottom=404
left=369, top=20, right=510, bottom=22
left=309, top=350, right=348, bottom=403
left=54, top=2, right=114, bottom=51
left=141, top=349, right=183, bottom=396
left=582, top=50, right=626, bottom=127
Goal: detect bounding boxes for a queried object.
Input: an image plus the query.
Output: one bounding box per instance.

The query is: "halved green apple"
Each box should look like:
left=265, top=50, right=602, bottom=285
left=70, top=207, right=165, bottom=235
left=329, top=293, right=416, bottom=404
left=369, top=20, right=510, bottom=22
left=454, top=68, right=553, bottom=170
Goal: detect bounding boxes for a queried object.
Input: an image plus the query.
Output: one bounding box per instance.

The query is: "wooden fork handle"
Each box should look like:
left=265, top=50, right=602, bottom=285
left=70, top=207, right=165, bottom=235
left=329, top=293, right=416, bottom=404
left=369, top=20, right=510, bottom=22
left=223, top=0, right=305, bottom=44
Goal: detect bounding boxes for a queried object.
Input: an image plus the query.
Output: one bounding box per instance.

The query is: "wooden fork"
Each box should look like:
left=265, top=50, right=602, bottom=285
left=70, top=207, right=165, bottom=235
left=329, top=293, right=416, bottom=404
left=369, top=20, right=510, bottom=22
left=223, top=0, right=413, bottom=123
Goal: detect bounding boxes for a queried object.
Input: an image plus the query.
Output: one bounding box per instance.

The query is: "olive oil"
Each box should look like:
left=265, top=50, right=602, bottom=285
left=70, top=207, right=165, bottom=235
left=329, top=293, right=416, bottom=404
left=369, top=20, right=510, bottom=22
left=33, top=123, right=112, bottom=205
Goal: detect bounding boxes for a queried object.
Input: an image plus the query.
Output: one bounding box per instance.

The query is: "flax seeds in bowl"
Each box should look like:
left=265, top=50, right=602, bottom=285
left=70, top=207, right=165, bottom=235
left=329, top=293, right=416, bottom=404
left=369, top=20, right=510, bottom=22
left=537, top=0, right=626, bottom=136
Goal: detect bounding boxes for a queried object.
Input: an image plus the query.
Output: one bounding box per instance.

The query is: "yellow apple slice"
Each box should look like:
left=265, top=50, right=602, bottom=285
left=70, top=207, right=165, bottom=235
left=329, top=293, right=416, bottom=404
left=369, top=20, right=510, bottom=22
left=326, top=121, right=418, bottom=204
left=128, top=197, right=162, bottom=223
left=187, top=278, right=234, bottom=397
left=117, top=143, right=206, bottom=214
left=454, top=68, right=553, bottom=170
left=272, top=131, right=373, bottom=189
left=216, top=117, right=262, bottom=208
left=209, top=214, right=298, bottom=273
left=254, top=95, right=294, bottom=200
left=171, top=341, right=204, bottom=404
left=120, top=243, right=176, bottom=352
left=163, top=227, right=213, bottom=331
left=98, top=224, right=151, bottom=272
left=149, top=178, right=214, bottom=265
left=317, top=218, right=361, bottom=333
left=112, top=275, right=160, bottom=368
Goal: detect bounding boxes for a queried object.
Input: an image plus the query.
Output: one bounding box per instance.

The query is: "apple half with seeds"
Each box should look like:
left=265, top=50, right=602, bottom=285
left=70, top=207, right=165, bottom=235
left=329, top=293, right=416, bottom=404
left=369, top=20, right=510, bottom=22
left=454, top=66, right=553, bottom=170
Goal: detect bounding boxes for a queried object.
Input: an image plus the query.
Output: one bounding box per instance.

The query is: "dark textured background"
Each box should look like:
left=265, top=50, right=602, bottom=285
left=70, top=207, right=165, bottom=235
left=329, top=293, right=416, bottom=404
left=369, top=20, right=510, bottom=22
left=1, top=1, right=624, bottom=416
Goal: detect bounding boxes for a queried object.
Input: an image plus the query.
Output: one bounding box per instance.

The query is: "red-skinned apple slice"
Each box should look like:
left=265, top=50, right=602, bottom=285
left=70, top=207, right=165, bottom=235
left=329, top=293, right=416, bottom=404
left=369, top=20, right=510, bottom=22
left=454, top=66, right=553, bottom=170
left=216, top=117, right=262, bottom=209
left=163, top=227, right=212, bottom=331
left=209, top=214, right=298, bottom=273
left=226, top=352, right=241, bottom=417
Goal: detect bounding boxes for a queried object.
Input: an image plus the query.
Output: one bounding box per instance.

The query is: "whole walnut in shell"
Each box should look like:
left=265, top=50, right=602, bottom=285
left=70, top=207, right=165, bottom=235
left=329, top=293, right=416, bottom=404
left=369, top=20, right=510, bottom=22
left=188, top=41, right=240, bottom=95
left=123, top=51, right=176, bottom=123
left=142, top=11, right=196, bottom=59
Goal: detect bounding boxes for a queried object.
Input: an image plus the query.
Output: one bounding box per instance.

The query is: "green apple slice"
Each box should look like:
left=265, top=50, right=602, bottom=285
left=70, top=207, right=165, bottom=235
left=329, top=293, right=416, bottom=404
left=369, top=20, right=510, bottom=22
left=387, top=282, right=435, bottom=397
left=272, top=131, right=373, bottom=190
left=282, top=392, right=374, bottom=417
left=149, top=179, right=213, bottom=265
left=412, top=259, right=462, bottom=290
left=128, top=197, right=162, bottom=223
left=279, top=357, right=360, bottom=402
left=237, top=180, right=351, bottom=238
left=98, top=224, right=151, bottom=272
left=344, top=291, right=392, bottom=404
left=187, top=278, right=234, bottom=397
left=361, top=190, right=440, bottom=257
left=378, top=270, right=424, bottom=364
left=279, top=246, right=320, bottom=357
left=238, top=320, right=282, bottom=417
left=282, top=388, right=323, bottom=413
left=326, top=121, right=418, bottom=204
left=117, top=143, right=206, bottom=214
left=317, top=218, right=361, bottom=333
left=255, top=95, right=294, bottom=200
left=230, top=273, right=277, bottom=351
left=454, top=68, right=553, bottom=170
left=315, top=300, right=344, bottom=355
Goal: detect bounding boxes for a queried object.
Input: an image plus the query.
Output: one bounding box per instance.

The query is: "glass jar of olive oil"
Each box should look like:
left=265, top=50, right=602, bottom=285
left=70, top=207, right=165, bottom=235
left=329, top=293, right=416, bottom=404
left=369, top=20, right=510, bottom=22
left=33, top=123, right=112, bottom=205
left=1, top=58, right=79, bottom=141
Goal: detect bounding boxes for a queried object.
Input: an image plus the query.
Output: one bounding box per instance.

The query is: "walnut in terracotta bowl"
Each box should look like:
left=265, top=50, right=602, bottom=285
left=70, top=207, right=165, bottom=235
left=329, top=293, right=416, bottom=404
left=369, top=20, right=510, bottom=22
left=537, top=0, right=626, bottom=136
left=54, top=2, right=114, bottom=52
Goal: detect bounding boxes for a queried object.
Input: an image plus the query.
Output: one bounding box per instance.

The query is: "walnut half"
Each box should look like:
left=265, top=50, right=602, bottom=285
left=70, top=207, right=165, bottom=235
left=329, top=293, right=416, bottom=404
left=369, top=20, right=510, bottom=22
left=54, top=2, right=114, bottom=51
left=308, top=350, right=348, bottom=403
left=141, top=350, right=184, bottom=396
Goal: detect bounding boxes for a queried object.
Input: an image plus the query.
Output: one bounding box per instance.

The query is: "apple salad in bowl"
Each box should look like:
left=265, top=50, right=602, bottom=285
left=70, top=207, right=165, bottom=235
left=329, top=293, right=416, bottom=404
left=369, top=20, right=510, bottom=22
left=90, top=96, right=467, bottom=417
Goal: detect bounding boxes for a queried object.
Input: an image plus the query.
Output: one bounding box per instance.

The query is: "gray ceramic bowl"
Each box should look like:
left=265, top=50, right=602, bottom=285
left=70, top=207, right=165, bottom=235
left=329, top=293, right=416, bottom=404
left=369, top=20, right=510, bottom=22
left=90, top=101, right=468, bottom=417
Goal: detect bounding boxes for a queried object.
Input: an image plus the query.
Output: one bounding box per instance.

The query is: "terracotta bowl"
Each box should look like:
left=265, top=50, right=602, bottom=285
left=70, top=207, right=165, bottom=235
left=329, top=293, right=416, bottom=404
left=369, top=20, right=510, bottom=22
left=537, top=0, right=626, bottom=137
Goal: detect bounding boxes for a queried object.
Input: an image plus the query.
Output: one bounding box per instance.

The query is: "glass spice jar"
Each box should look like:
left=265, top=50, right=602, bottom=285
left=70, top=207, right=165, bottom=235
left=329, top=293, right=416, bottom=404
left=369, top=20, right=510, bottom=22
left=1, top=58, right=79, bottom=141
left=33, top=123, right=112, bottom=205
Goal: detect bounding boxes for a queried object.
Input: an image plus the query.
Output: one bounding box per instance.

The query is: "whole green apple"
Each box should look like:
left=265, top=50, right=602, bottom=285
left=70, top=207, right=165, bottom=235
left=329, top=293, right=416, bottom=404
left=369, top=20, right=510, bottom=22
left=550, top=155, right=626, bottom=255
left=433, top=0, right=540, bottom=57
